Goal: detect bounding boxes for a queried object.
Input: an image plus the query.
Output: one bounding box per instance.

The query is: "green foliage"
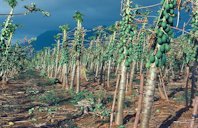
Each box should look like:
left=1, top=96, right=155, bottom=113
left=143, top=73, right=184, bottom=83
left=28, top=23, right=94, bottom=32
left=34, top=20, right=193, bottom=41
left=70, top=89, right=94, bottom=104
left=39, top=69, right=47, bottom=77
left=28, top=106, right=58, bottom=115
left=93, top=103, right=111, bottom=117
left=118, top=125, right=125, bottom=128
left=38, top=90, right=62, bottom=104
left=5, top=0, right=17, bottom=8
left=37, top=78, right=58, bottom=87
left=69, top=89, right=111, bottom=118
left=116, top=0, right=138, bottom=68
left=73, top=11, right=83, bottom=23
left=26, top=87, right=39, bottom=95
left=24, top=3, right=51, bottom=17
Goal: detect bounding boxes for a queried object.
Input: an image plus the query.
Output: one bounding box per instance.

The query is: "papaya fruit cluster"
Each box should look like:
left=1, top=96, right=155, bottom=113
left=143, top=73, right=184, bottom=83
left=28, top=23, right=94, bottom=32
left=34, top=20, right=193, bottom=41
left=104, top=39, right=116, bottom=61
left=62, top=45, right=70, bottom=64
left=147, top=0, right=176, bottom=68
left=117, top=6, right=136, bottom=68
left=74, top=30, right=83, bottom=54
left=132, top=32, right=144, bottom=62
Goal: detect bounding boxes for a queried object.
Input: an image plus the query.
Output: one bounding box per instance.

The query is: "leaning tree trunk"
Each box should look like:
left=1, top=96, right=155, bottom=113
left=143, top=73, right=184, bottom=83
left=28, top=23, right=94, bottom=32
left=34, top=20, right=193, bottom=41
left=141, top=66, right=157, bottom=128
left=110, top=74, right=121, bottom=128
left=116, top=60, right=127, bottom=125
left=0, top=8, right=14, bottom=41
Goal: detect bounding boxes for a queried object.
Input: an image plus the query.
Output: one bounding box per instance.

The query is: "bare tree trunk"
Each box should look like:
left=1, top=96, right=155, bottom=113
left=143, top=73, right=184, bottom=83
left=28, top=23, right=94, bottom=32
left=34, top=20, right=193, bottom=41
left=95, top=62, right=99, bottom=81
left=185, top=66, right=190, bottom=107
left=158, top=80, right=166, bottom=100
left=70, top=63, right=76, bottom=90
left=133, top=74, right=144, bottom=128
left=180, top=62, right=185, bottom=73
left=65, top=65, right=69, bottom=89
left=189, top=96, right=198, bottom=128
left=62, top=64, right=69, bottom=89
left=107, top=59, right=112, bottom=88
left=125, top=72, right=129, bottom=93
left=62, top=64, right=66, bottom=88
left=141, top=66, right=157, bottom=128
left=55, top=40, right=60, bottom=78
left=129, top=62, right=136, bottom=95
left=159, top=70, right=169, bottom=100
left=76, top=59, right=80, bottom=93
left=115, top=64, right=120, bottom=75
left=190, top=61, right=197, bottom=106
left=99, top=61, right=105, bottom=86
left=171, top=65, right=175, bottom=80
left=110, top=74, right=121, bottom=128
left=116, top=60, right=127, bottom=125
left=90, top=61, right=94, bottom=72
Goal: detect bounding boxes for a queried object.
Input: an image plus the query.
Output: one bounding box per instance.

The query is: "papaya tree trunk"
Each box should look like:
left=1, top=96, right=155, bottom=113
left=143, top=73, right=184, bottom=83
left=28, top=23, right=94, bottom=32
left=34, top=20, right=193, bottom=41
left=95, top=62, right=99, bottom=80
left=141, top=66, right=157, bottom=128
left=99, top=61, right=105, bottom=86
left=65, top=65, right=69, bottom=89
left=189, top=96, right=198, bottom=128
left=55, top=40, right=60, bottom=78
left=190, top=61, right=197, bottom=105
left=62, top=64, right=69, bottom=89
left=185, top=65, right=190, bottom=107
left=70, top=63, right=76, bottom=90
left=76, top=57, right=80, bottom=93
left=110, top=74, right=121, bottom=128
left=133, top=73, right=144, bottom=128
left=129, top=61, right=136, bottom=95
left=116, top=60, right=127, bottom=125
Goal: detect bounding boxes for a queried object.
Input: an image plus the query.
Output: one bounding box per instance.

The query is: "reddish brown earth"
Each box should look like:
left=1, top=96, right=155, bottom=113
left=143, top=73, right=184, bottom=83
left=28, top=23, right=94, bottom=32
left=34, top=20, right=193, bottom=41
left=0, top=70, right=197, bottom=128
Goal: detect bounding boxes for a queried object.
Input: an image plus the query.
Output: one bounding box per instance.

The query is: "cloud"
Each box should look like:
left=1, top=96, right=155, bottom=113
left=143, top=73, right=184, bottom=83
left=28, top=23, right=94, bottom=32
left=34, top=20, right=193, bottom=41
left=0, top=0, right=191, bottom=43
left=0, top=0, right=122, bottom=42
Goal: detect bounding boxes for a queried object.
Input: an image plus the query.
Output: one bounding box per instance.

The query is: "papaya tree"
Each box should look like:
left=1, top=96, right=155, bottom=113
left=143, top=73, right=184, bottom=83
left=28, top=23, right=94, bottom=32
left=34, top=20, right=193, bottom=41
left=141, top=0, right=176, bottom=127
left=59, top=24, right=70, bottom=89
left=115, top=0, right=137, bottom=125
left=71, top=11, right=85, bottom=93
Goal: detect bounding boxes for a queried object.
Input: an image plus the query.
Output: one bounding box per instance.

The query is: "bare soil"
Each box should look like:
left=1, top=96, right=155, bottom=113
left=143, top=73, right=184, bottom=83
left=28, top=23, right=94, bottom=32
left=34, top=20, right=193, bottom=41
left=0, top=70, right=197, bottom=128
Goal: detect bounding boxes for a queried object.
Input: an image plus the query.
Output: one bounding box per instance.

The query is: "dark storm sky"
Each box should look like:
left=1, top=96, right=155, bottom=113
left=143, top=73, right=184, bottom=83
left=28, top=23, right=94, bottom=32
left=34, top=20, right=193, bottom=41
left=0, top=0, right=191, bottom=42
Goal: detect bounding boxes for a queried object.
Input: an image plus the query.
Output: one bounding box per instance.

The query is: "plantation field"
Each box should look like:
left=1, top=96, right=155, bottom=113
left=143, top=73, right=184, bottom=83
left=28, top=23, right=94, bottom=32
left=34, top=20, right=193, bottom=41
left=0, top=0, right=198, bottom=128
left=0, top=70, right=197, bottom=128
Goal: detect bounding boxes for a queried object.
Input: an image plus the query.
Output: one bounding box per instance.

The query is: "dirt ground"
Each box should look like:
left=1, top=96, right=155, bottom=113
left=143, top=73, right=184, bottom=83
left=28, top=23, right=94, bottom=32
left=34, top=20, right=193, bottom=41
left=0, top=70, right=197, bottom=128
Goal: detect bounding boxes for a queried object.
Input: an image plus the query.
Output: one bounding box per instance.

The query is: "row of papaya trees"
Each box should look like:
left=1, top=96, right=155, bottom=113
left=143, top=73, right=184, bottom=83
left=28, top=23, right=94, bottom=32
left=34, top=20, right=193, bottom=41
left=31, top=0, right=198, bottom=127
left=1, top=0, right=197, bottom=127
left=0, top=0, right=50, bottom=83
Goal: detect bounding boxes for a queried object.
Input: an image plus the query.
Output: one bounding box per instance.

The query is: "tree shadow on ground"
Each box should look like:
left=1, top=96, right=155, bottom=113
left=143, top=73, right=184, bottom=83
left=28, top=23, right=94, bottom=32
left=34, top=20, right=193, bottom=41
left=168, top=87, right=185, bottom=98
left=159, top=106, right=190, bottom=128
left=123, top=113, right=136, bottom=124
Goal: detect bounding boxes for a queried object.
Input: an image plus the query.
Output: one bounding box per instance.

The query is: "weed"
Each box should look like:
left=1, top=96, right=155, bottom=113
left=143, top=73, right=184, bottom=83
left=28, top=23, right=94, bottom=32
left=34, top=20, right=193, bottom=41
left=26, top=87, right=39, bottom=95
left=38, top=90, right=62, bottom=104
left=70, top=90, right=94, bottom=104
left=118, top=125, right=125, bottom=128
left=37, top=78, right=59, bottom=87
